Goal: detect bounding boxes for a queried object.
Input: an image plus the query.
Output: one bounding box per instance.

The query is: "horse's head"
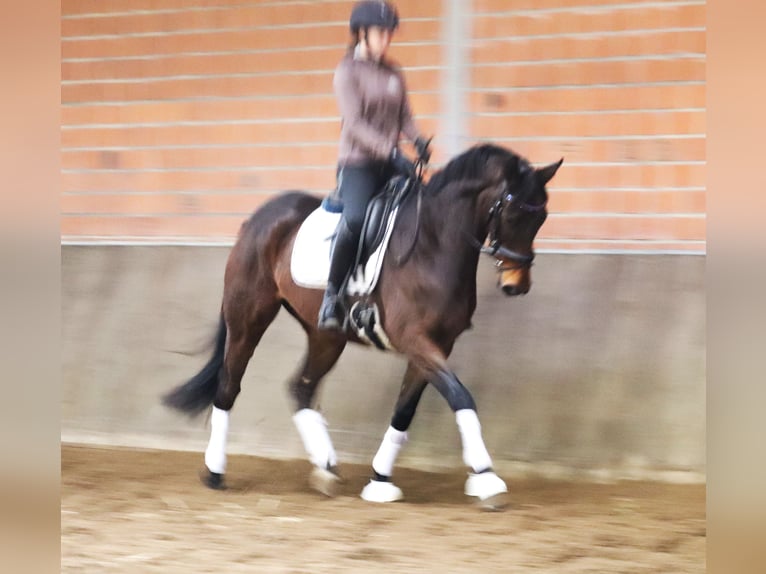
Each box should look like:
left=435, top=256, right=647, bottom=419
left=487, top=156, right=563, bottom=296
left=425, top=144, right=563, bottom=296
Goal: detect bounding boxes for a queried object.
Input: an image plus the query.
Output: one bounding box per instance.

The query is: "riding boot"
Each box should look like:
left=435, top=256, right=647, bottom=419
left=318, top=282, right=343, bottom=331
left=318, top=220, right=358, bottom=331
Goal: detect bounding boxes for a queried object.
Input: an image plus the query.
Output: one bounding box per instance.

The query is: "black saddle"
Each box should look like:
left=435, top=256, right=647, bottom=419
left=356, top=175, right=414, bottom=266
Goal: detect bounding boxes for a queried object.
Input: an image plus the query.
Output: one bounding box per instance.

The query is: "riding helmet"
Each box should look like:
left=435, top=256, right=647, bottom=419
left=349, top=1, right=399, bottom=33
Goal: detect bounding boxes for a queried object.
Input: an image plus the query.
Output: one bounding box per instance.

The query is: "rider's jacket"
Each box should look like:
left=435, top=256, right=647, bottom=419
left=334, top=48, right=421, bottom=167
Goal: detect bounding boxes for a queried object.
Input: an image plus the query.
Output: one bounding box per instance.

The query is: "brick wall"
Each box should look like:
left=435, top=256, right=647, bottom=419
left=469, top=0, right=705, bottom=252
left=62, top=0, right=705, bottom=252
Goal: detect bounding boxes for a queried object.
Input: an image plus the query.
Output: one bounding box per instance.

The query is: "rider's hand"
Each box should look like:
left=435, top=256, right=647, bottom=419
left=390, top=147, right=416, bottom=178
left=414, top=136, right=432, bottom=164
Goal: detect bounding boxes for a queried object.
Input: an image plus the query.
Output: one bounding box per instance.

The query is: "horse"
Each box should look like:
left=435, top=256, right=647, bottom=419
left=162, top=143, right=562, bottom=508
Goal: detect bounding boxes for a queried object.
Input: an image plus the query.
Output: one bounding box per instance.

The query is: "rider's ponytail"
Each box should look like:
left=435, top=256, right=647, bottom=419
left=347, top=30, right=360, bottom=54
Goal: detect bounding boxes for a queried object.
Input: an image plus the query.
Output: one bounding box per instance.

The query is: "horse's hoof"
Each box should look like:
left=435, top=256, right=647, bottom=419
left=200, top=469, right=227, bottom=490
left=475, top=492, right=509, bottom=512
left=309, top=466, right=342, bottom=497
left=360, top=479, right=404, bottom=503
left=464, top=471, right=508, bottom=508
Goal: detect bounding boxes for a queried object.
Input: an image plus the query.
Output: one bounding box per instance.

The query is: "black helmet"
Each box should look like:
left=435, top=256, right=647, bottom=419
left=349, top=1, right=399, bottom=34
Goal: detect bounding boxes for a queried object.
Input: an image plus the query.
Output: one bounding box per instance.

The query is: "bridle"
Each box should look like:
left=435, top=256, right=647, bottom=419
left=471, top=180, right=548, bottom=271
left=398, top=158, right=548, bottom=272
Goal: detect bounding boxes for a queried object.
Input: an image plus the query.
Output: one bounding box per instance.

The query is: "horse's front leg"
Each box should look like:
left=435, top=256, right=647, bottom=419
left=410, top=341, right=509, bottom=509
left=361, top=362, right=427, bottom=503
left=431, top=368, right=509, bottom=508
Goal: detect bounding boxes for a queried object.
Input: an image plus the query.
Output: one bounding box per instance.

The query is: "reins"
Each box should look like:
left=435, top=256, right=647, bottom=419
left=392, top=159, right=425, bottom=267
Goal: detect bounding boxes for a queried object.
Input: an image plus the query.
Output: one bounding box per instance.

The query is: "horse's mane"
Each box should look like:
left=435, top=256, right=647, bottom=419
left=425, top=143, right=526, bottom=196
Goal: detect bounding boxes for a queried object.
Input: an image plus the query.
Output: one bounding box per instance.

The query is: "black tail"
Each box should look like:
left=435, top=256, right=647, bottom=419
left=162, top=313, right=227, bottom=417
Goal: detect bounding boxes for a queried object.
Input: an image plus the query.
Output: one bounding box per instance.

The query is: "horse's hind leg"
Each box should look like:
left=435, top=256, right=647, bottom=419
left=202, top=298, right=281, bottom=490
left=286, top=328, right=346, bottom=496
left=361, top=362, right=427, bottom=503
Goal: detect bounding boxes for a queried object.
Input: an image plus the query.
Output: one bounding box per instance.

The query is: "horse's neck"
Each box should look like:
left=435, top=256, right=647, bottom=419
left=418, top=179, right=495, bottom=267
left=426, top=179, right=496, bottom=245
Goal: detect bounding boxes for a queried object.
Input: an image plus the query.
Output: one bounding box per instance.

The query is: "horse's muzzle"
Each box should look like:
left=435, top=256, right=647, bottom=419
left=499, top=268, right=530, bottom=296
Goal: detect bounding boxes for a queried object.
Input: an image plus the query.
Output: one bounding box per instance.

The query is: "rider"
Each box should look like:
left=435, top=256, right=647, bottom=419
left=318, top=0, right=432, bottom=331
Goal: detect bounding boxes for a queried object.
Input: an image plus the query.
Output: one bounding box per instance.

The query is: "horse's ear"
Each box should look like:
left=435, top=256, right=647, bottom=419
left=536, top=158, right=564, bottom=186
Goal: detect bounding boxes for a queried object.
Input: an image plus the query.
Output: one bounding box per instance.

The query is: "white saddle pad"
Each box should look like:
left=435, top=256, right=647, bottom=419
left=290, top=203, right=400, bottom=296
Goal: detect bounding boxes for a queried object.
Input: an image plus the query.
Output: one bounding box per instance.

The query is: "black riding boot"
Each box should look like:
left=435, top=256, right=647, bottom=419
left=318, top=282, right=343, bottom=331
left=318, top=221, right=357, bottom=331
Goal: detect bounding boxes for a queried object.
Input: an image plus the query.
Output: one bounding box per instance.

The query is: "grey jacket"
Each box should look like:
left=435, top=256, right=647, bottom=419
left=333, top=52, right=421, bottom=166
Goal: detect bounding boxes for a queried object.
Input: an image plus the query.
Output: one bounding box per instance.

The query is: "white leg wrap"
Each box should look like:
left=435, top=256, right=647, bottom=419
left=465, top=471, right=508, bottom=501
left=455, top=409, right=493, bottom=473
left=371, top=426, right=408, bottom=477
left=204, top=406, right=229, bottom=474
left=293, top=408, right=337, bottom=469
left=360, top=479, right=404, bottom=503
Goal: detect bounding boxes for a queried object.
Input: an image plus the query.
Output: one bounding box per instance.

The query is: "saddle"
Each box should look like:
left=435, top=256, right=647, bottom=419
left=289, top=174, right=416, bottom=296
left=289, top=174, right=417, bottom=350
left=355, top=174, right=414, bottom=267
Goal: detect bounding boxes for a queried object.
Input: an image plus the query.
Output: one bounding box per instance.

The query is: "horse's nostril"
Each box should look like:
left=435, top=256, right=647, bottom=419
left=502, top=284, right=518, bottom=296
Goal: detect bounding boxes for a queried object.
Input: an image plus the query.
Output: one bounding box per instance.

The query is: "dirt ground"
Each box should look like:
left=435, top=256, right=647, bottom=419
left=61, top=445, right=705, bottom=573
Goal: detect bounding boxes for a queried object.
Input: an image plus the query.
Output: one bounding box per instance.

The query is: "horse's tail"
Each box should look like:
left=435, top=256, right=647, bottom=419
left=162, top=312, right=226, bottom=417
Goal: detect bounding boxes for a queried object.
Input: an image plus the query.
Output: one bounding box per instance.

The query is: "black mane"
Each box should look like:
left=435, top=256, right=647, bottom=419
left=425, top=143, right=526, bottom=195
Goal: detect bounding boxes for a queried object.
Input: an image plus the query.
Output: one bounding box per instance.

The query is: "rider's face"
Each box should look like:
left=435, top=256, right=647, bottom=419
left=365, top=26, right=392, bottom=61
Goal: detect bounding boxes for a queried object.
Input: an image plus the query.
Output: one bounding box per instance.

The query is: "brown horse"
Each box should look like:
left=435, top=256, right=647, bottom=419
left=163, top=143, right=562, bottom=508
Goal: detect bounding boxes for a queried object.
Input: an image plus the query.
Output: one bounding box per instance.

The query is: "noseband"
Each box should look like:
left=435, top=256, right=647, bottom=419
left=477, top=182, right=548, bottom=270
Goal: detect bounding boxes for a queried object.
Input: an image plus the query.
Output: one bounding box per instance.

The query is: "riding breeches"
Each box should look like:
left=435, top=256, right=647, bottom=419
left=336, top=161, right=394, bottom=234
